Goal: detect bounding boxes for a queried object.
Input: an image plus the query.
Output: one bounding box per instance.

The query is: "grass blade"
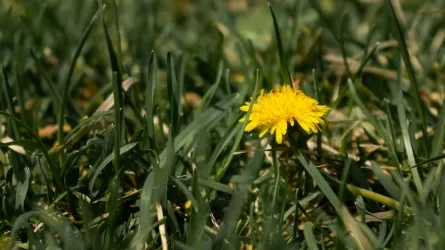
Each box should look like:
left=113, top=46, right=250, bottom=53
left=370, top=161, right=401, bottom=199
left=14, top=167, right=30, bottom=210
left=88, top=141, right=138, bottom=193
left=215, top=70, right=260, bottom=180
left=431, top=94, right=445, bottom=158
left=1, top=66, right=20, bottom=138
left=167, top=52, right=180, bottom=136
left=268, top=3, right=293, bottom=86
left=396, top=90, right=422, bottom=194
left=197, top=60, right=224, bottom=114
left=112, top=71, right=123, bottom=173
left=213, top=146, right=264, bottom=249
left=157, top=93, right=240, bottom=168
left=156, top=128, right=176, bottom=206
left=199, top=178, right=233, bottom=194
left=203, top=122, right=242, bottom=178
left=303, top=222, right=318, bottom=250
left=187, top=169, right=208, bottom=248
left=386, top=0, right=428, bottom=152
left=98, top=0, right=122, bottom=84
left=440, top=170, right=445, bottom=249
left=145, top=51, right=158, bottom=151
left=111, top=0, right=123, bottom=74
left=296, top=152, right=376, bottom=250
left=170, top=177, right=199, bottom=213
left=413, top=154, right=445, bottom=168
left=104, top=179, right=121, bottom=250
left=57, top=6, right=99, bottom=144
left=0, top=111, right=62, bottom=193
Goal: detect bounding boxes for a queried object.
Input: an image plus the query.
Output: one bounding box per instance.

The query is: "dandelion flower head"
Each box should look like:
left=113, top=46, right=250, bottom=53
left=240, top=85, right=329, bottom=144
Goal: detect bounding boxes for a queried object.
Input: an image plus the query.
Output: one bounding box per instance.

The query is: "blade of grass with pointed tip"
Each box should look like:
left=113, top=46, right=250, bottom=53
left=112, top=0, right=123, bottom=74
left=15, top=166, right=30, bottom=210
left=167, top=52, right=180, bottom=136
left=98, top=0, right=122, bottom=84
left=386, top=0, right=428, bottom=152
left=57, top=6, right=99, bottom=145
left=197, top=60, right=224, bottom=114
left=269, top=3, right=293, bottom=86
left=353, top=41, right=380, bottom=82
left=98, top=1, right=124, bottom=157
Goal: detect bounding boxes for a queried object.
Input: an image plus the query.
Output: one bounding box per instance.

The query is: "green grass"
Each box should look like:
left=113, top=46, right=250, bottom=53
left=1, top=0, right=445, bottom=249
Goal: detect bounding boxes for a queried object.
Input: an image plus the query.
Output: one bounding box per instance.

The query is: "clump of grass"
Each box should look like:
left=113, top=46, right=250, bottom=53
left=1, top=0, right=445, bottom=249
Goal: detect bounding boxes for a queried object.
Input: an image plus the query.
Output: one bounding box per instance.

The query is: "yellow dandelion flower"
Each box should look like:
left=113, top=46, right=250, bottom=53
left=240, top=85, right=330, bottom=144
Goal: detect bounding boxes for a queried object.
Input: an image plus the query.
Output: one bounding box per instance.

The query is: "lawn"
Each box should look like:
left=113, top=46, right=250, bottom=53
left=1, top=0, right=445, bottom=249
